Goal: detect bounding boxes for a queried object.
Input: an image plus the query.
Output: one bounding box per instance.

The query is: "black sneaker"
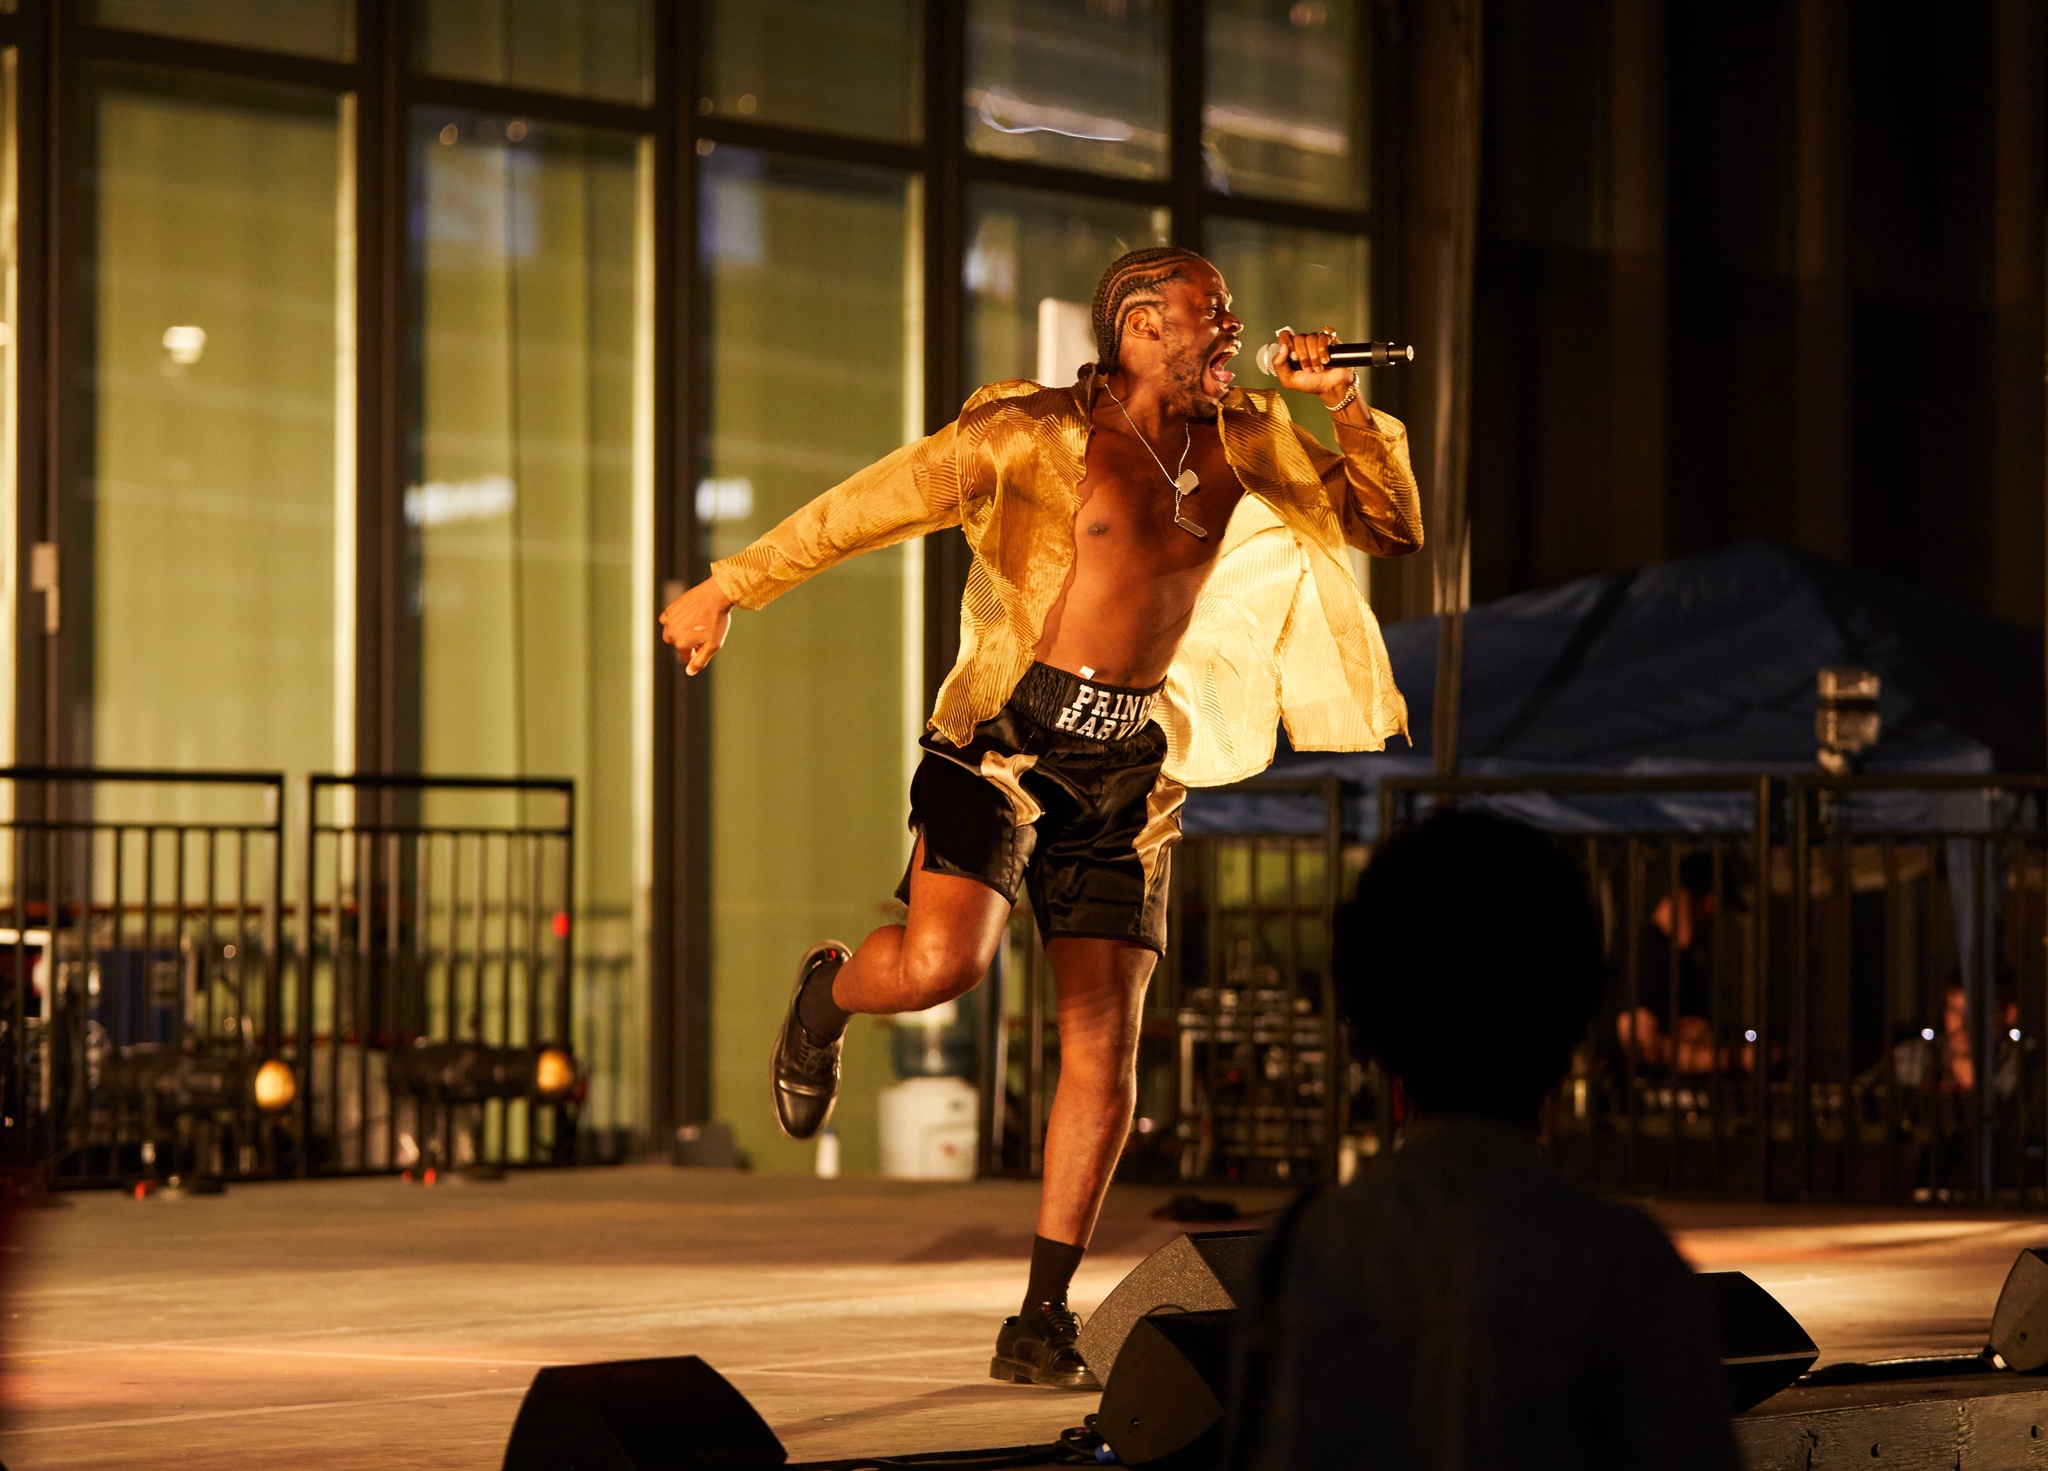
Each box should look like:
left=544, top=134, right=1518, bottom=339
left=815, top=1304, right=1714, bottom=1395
left=990, top=1301, right=1100, bottom=1390
left=770, top=941, right=851, bottom=1141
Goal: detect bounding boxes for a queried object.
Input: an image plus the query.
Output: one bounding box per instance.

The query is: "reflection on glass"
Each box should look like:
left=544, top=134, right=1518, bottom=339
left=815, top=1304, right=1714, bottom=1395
left=701, top=0, right=921, bottom=143
left=701, top=147, right=920, bottom=1174
left=88, top=75, right=343, bottom=785
left=86, top=0, right=352, bottom=60
left=966, top=184, right=1168, bottom=389
left=417, top=0, right=650, bottom=105
left=966, top=0, right=1168, bottom=179
left=411, top=111, right=652, bottom=1137
left=1205, top=216, right=1367, bottom=444
left=1205, top=0, right=1368, bottom=208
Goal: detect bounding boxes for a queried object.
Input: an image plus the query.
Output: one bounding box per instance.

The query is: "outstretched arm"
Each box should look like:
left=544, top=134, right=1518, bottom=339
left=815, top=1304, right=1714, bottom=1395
left=658, top=419, right=966, bottom=674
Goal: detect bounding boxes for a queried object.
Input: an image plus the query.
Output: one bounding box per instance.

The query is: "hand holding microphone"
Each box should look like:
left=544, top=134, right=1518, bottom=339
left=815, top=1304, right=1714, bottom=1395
left=1255, top=332, right=1416, bottom=376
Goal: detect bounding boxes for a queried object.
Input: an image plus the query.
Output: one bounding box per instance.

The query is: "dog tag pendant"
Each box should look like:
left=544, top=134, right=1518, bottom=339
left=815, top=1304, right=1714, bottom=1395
left=1171, top=469, right=1207, bottom=538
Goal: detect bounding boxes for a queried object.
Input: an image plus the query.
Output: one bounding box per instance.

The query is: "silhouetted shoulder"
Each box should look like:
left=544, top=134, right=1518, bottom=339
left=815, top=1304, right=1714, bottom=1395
left=1247, top=1123, right=1737, bottom=1471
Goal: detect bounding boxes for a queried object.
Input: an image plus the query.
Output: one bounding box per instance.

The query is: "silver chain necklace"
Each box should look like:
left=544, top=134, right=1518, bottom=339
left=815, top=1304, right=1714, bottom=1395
left=1104, top=384, right=1207, bottom=539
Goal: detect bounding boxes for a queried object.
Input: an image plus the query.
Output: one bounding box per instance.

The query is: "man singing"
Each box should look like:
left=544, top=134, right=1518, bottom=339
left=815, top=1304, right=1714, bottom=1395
left=659, top=246, right=1422, bottom=1390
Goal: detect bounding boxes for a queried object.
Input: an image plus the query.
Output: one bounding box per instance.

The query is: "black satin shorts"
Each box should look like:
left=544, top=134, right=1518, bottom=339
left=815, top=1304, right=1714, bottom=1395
left=897, top=663, right=1186, bottom=954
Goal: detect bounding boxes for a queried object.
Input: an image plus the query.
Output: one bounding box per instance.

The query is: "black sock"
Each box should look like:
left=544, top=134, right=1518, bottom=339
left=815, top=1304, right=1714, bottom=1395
left=796, top=952, right=852, bottom=1041
left=1023, top=1234, right=1086, bottom=1313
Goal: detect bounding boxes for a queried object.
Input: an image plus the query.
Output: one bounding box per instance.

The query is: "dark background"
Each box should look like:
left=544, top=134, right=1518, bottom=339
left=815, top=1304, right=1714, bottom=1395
left=1462, top=0, right=2045, bottom=627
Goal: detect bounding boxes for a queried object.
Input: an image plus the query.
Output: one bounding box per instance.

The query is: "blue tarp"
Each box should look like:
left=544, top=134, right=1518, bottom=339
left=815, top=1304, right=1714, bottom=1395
left=1185, top=539, right=2045, bottom=838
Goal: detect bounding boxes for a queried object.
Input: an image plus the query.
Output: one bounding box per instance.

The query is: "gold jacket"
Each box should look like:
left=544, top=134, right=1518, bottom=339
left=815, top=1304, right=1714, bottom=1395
left=711, top=370, right=1424, bottom=788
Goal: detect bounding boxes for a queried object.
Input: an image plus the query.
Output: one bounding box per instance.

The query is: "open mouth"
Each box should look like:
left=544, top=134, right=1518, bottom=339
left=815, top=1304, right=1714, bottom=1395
left=1205, top=342, right=1239, bottom=393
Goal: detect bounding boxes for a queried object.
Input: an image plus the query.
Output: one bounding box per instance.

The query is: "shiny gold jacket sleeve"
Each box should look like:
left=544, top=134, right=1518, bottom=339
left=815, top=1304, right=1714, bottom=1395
left=709, top=422, right=965, bottom=610
left=1294, top=407, right=1425, bottom=558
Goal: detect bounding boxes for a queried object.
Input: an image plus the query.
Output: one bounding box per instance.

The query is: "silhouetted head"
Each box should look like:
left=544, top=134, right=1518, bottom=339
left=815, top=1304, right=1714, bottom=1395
left=1089, top=246, right=1243, bottom=416
left=1335, top=808, right=1604, bottom=1128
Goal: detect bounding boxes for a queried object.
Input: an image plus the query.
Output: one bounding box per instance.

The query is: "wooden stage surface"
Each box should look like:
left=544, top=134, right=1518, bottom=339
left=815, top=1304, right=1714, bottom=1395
left=1, top=1164, right=2044, bottom=1468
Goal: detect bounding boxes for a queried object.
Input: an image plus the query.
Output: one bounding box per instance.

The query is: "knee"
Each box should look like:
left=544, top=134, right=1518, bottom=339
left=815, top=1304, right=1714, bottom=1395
left=897, top=939, right=987, bottom=1010
left=1057, top=1025, right=1143, bottom=1099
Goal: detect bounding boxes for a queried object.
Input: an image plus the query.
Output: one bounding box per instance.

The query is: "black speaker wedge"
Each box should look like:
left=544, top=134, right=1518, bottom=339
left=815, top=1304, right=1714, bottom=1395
left=1097, top=1308, right=1237, bottom=1470
left=1701, top=1271, right=1818, bottom=1411
left=1077, top=1229, right=1259, bottom=1383
left=1990, top=1247, right=2048, bottom=1372
left=501, top=1355, right=786, bottom=1471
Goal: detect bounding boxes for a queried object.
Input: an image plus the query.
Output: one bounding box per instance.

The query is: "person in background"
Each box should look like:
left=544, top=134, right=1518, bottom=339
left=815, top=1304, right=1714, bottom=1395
left=1229, top=809, right=1740, bottom=1471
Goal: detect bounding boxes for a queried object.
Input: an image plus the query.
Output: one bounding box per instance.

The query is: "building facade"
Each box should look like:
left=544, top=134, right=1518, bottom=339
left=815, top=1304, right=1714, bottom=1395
left=0, top=0, right=1382, bottom=1172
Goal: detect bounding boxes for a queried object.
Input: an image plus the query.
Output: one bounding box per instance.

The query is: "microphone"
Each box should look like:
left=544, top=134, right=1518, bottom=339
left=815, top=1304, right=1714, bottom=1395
left=1255, top=339, right=1416, bottom=376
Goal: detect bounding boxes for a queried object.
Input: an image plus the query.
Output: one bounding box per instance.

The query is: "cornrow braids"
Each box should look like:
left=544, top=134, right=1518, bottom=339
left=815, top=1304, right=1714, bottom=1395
left=1090, top=246, right=1208, bottom=373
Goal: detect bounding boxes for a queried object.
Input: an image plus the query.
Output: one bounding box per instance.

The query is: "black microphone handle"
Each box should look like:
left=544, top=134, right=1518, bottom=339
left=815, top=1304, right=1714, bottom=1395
left=1255, top=339, right=1416, bottom=374
left=1329, top=341, right=1415, bottom=368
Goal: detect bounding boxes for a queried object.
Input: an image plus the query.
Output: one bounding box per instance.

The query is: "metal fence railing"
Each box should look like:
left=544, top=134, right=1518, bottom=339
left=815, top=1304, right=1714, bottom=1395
left=0, top=769, right=590, bottom=1190
left=980, top=780, right=1363, bottom=1186
left=0, top=768, right=289, bottom=1188
left=301, top=775, right=577, bottom=1178
left=1783, top=773, right=2048, bottom=1205
left=1382, top=774, right=1776, bottom=1197
left=1382, top=771, right=2048, bottom=1206
left=1161, top=779, right=1353, bottom=1185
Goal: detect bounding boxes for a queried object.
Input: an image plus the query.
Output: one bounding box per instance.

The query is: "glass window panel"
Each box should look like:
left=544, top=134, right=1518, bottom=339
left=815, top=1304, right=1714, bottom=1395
left=1204, top=0, right=1368, bottom=208
left=85, top=0, right=352, bottom=60
left=700, top=147, right=921, bottom=1175
left=417, top=0, right=651, bottom=106
left=411, top=110, right=653, bottom=1137
left=966, top=0, right=1168, bottom=180
left=700, top=0, right=921, bottom=143
left=84, top=72, right=345, bottom=788
left=1204, top=215, right=1368, bottom=459
left=966, top=183, right=1169, bottom=389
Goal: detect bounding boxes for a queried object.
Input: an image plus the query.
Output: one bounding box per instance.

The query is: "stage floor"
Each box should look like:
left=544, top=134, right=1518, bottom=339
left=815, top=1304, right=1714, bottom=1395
left=0, top=1165, right=2043, bottom=1469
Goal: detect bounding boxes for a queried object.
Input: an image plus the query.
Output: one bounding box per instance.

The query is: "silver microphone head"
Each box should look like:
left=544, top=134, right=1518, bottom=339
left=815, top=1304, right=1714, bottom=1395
left=1255, top=341, right=1285, bottom=377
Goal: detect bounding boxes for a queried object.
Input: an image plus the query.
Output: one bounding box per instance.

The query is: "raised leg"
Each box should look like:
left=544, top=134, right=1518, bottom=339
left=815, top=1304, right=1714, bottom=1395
left=831, top=835, right=1013, bottom=1016
left=1035, top=937, right=1156, bottom=1246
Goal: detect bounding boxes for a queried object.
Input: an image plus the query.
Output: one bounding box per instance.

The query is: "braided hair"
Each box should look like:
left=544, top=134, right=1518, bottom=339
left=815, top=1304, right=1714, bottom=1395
left=1090, top=246, right=1209, bottom=374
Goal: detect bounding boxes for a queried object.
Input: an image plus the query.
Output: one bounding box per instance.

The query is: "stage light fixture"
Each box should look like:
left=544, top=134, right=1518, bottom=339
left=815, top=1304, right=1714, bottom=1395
left=535, top=1046, right=575, bottom=1100
left=389, top=1040, right=580, bottom=1105
left=252, top=1059, right=296, bottom=1113
left=103, top=1045, right=297, bottom=1116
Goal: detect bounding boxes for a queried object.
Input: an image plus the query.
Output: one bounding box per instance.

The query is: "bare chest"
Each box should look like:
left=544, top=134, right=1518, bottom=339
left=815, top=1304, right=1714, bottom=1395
left=1073, top=427, right=1246, bottom=566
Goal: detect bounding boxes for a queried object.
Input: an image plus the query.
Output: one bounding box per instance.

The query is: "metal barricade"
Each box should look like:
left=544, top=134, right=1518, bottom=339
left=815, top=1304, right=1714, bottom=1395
left=1785, top=772, right=2048, bottom=1204
left=0, top=768, right=288, bottom=1187
left=978, top=779, right=1355, bottom=1185
left=1380, top=771, right=2048, bottom=1205
left=300, top=775, right=576, bottom=1177
left=1165, top=779, right=1351, bottom=1184
left=1382, top=774, right=1776, bottom=1197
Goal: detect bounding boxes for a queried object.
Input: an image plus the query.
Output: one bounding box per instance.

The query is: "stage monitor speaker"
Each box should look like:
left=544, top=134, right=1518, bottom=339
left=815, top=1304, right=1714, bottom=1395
left=1702, top=1271, right=1818, bottom=1411
left=1077, top=1229, right=1259, bottom=1383
left=1096, top=1308, right=1236, bottom=1470
left=1990, top=1247, right=2048, bottom=1372
left=501, top=1356, right=786, bottom=1471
